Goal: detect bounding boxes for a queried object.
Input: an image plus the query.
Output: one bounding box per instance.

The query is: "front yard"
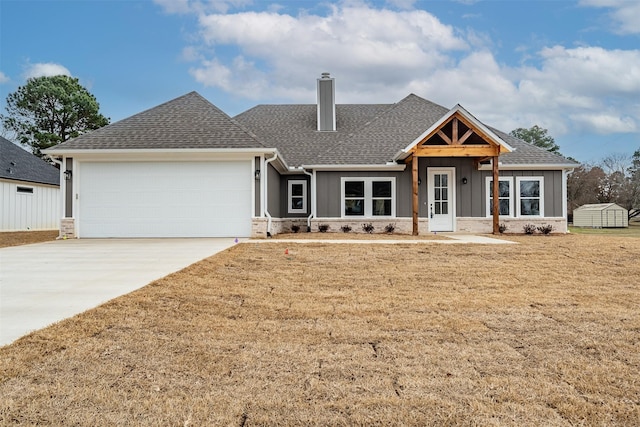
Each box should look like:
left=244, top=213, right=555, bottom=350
left=1, top=234, right=639, bottom=425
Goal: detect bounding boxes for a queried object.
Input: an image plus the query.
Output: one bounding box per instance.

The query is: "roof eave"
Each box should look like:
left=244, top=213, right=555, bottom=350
left=478, top=162, right=579, bottom=171
left=300, top=163, right=406, bottom=171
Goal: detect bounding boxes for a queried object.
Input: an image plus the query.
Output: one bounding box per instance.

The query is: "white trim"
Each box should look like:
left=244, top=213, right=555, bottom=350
left=478, top=163, right=578, bottom=171
left=288, top=179, right=307, bottom=214
left=485, top=176, right=514, bottom=218
left=562, top=169, right=570, bottom=232
left=516, top=176, right=545, bottom=217
left=395, top=104, right=514, bottom=161
left=301, top=164, right=406, bottom=171
left=340, top=177, right=396, bottom=218
left=43, top=147, right=277, bottom=155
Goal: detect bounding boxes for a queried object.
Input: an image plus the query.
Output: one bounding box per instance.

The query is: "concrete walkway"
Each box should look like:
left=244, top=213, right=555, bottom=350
left=0, top=238, right=241, bottom=347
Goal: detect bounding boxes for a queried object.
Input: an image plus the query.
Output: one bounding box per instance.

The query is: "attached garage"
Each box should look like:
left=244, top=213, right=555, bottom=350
left=77, top=161, right=253, bottom=238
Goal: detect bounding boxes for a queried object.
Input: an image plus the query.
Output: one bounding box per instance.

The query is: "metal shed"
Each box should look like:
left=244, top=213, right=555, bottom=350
left=573, top=203, right=629, bottom=228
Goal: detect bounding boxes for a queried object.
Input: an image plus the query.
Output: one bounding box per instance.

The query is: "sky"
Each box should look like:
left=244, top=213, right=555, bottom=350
left=1, top=0, right=639, bottom=164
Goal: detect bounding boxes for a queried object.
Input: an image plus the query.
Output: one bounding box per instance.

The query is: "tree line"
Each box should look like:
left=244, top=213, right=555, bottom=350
left=510, top=126, right=640, bottom=221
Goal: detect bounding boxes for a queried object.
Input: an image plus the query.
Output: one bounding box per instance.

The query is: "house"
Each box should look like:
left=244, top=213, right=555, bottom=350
left=43, top=73, right=578, bottom=238
left=573, top=203, right=628, bottom=228
left=1, top=136, right=61, bottom=231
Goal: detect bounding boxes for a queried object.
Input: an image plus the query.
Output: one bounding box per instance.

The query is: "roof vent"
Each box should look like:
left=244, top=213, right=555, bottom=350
left=317, top=72, right=336, bottom=131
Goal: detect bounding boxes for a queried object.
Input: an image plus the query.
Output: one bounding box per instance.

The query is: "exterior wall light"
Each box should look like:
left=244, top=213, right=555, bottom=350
left=64, top=170, right=72, bottom=181
left=462, top=177, right=468, bottom=185
left=255, top=169, right=261, bottom=180
left=417, top=177, right=422, bottom=185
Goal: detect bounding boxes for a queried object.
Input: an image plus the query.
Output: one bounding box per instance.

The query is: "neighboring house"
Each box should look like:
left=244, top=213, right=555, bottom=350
left=43, top=73, right=578, bottom=238
left=1, top=136, right=61, bottom=231
left=573, top=203, right=628, bottom=228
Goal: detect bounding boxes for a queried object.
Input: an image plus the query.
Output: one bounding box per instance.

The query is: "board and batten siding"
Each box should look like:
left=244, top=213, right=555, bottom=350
left=313, top=158, right=565, bottom=219
left=267, top=163, right=281, bottom=218
left=1, top=180, right=61, bottom=231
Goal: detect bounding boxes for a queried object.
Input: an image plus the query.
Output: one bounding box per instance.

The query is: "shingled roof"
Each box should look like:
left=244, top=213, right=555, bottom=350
left=47, top=92, right=266, bottom=151
left=235, top=93, right=578, bottom=168
left=0, top=137, right=59, bottom=186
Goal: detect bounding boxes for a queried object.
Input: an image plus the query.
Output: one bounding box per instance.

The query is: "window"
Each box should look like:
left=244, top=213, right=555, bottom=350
left=16, top=186, right=34, bottom=194
left=341, top=178, right=395, bottom=217
left=288, top=180, right=307, bottom=214
left=517, top=177, right=544, bottom=216
left=485, top=177, right=513, bottom=217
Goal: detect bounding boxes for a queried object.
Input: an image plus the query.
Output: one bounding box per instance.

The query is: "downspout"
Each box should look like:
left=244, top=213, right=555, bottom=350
left=302, top=168, right=315, bottom=232
left=264, top=152, right=278, bottom=237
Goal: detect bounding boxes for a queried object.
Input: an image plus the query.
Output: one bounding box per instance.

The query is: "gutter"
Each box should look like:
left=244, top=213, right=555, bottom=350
left=302, top=167, right=315, bottom=231
left=264, top=152, right=278, bottom=237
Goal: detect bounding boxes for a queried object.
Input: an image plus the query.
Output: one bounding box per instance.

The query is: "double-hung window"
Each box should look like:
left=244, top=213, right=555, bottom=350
left=288, top=180, right=307, bottom=214
left=341, top=178, right=395, bottom=217
left=516, top=177, right=544, bottom=216
left=485, top=176, right=544, bottom=217
left=485, top=177, right=513, bottom=217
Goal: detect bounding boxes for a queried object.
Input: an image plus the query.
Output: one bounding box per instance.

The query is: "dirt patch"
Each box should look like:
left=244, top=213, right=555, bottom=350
left=0, top=230, right=59, bottom=248
left=1, top=234, right=639, bottom=425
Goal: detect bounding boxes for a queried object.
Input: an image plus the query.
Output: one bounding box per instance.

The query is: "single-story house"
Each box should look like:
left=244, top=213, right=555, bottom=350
left=43, top=73, right=579, bottom=238
left=1, top=136, right=61, bottom=231
left=573, top=203, right=629, bottom=228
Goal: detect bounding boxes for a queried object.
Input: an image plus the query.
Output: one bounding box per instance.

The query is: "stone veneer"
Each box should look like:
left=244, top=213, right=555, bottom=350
left=252, top=217, right=568, bottom=237
left=60, top=218, right=75, bottom=239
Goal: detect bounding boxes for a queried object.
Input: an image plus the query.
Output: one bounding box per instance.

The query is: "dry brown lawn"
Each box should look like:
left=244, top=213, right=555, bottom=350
left=1, top=234, right=639, bottom=425
left=0, top=230, right=58, bottom=248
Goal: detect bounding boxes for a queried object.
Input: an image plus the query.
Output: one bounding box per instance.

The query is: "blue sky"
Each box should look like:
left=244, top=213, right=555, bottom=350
left=1, top=0, right=639, bottom=163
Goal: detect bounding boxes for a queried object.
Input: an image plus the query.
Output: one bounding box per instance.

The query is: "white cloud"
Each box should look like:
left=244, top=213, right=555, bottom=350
left=162, top=2, right=640, bottom=143
left=23, top=62, right=71, bottom=79
left=0, top=71, right=9, bottom=84
left=569, top=112, right=637, bottom=134
left=580, top=0, right=640, bottom=34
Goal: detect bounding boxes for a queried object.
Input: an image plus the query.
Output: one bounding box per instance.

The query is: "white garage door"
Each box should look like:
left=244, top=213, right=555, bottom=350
left=78, top=161, right=252, bottom=238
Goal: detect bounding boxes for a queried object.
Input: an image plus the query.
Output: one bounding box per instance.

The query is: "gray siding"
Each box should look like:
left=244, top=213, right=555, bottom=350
left=267, top=163, right=281, bottom=218
left=314, top=160, right=565, bottom=219
left=316, top=170, right=410, bottom=217
left=65, top=158, right=73, bottom=217
left=254, top=157, right=260, bottom=217
left=317, top=77, right=335, bottom=131
left=281, top=175, right=309, bottom=218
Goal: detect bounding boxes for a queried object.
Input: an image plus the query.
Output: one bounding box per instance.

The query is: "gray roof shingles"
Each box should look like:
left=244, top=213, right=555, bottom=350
left=47, top=92, right=266, bottom=151
left=46, top=90, right=578, bottom=168
left=0, top=137, right=60, bottom=186
left=235, top=93, right=578, bottom=167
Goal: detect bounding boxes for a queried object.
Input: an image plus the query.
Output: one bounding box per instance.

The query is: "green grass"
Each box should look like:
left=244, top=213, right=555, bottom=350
left=569, top=220, right=640, bottom=237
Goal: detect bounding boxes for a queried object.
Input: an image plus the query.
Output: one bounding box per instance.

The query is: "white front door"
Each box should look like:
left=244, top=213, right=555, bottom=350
left=428, top=167, right=455, bottom=232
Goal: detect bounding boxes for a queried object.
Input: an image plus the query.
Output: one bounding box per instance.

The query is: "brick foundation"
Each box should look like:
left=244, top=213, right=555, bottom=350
left=60, top=218, right=76, bottom=239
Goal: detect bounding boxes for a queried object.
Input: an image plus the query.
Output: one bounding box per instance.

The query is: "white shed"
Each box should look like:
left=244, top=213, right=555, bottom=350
left=573, top=203, right=628, bottom=228
left=1, top=137, right=61, bottom=231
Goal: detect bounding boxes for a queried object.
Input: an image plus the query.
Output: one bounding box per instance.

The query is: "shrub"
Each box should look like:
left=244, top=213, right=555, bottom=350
left=498, top=223, right=507, bottom=234
left=523, top=224, right=536, bottom=235
left=362, top=223, right=375, bottom=234
left=341, top=225, right=352, bottom=233
left=318, top=224, right=330, bottom=233
left=384, top=223, right=396, bottom=234
left=291, top=225, right=300, bottom=233
left=537, top=224, right=554, bottom=235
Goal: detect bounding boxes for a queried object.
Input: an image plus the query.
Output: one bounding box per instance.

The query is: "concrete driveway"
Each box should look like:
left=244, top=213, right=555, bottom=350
left=0, top=238, right=240, bottom=347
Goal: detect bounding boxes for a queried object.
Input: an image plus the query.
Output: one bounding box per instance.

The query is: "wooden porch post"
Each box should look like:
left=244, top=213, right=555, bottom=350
left=492, top=155, right=499, bottom=234
left=412, top=155, right=419, bottom=236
